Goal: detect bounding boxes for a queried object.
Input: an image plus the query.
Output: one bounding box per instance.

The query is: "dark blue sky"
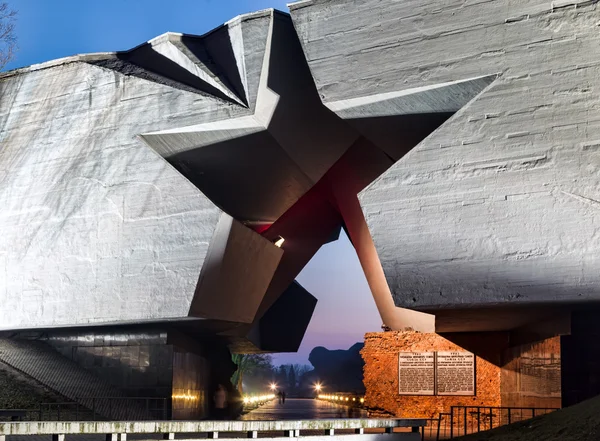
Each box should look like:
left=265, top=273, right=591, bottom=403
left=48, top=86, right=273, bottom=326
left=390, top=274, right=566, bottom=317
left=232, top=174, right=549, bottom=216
left=4, top=0, right=382, bottom=366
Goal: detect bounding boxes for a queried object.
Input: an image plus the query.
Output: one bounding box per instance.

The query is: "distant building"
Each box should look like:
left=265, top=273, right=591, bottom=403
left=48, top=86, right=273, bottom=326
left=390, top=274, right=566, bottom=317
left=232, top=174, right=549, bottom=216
left=1, top=0, right=600, bottom=418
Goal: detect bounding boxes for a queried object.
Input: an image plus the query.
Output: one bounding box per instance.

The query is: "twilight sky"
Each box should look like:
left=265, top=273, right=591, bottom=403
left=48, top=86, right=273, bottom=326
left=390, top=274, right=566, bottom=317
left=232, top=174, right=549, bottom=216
left=3, top=0, right=383, bottom=366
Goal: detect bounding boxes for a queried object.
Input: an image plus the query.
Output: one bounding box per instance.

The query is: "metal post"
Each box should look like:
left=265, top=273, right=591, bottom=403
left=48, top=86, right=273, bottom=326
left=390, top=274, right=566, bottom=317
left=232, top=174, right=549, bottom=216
left=464, top=407, right=467, bottom=436
left=93, top=398, right=96, bottom=421
left=532, top=408, right=536, bottom=418
left=450, top=408, right=454, bottom=439
left=489, top=408, right=493, bottom=429
left=477, top=408, right=481, bottom=433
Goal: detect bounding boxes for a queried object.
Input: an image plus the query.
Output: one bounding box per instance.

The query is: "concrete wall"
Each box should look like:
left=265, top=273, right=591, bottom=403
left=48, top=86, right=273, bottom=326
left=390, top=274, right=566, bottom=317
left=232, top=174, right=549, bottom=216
left=292, top=0, right=600, bottom=312
left=172, top=347, right=210, bottom=419
left=0, top=60, right=251, bottom=329
left=46, top=330, right=174, bottom=398
left=501, top=337, right=561, bottom=409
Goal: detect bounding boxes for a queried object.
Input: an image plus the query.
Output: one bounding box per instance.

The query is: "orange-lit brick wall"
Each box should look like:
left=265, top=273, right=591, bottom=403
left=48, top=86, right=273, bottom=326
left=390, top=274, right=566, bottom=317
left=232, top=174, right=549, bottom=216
left=361, top=331, right=505, bottom=418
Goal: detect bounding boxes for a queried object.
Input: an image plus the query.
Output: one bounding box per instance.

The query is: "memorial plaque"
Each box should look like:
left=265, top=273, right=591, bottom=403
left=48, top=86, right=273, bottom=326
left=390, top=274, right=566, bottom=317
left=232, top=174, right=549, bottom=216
left=436, top=351, right=475, bottom=396
left=519, top=354, right=561, bottom=397
left=398, top=352, right=435, bottom=395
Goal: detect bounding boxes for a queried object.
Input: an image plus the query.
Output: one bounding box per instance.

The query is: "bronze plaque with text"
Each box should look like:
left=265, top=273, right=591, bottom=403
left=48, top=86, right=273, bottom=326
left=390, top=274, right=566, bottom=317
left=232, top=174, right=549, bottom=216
left=398, top=352, right=435, bottom=395
left=436, top=351, right=475, bottom=396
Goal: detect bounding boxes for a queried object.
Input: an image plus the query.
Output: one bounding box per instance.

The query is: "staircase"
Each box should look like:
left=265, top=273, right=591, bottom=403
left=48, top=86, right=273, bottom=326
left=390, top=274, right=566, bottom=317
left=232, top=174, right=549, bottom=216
left=0, top=338, right=148, bottom=420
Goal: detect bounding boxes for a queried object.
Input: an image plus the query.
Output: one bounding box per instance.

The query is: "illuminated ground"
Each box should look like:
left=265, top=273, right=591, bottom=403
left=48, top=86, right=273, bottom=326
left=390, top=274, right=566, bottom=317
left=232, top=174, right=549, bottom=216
left=241, top=398, right=366, bottom=421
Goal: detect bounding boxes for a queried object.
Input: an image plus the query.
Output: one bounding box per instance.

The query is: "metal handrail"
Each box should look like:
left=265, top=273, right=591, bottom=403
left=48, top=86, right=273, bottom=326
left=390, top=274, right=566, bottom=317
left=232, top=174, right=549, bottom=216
left=37, top=397, right=169, bottom=421
left=448, top=406, right=559, bottom=439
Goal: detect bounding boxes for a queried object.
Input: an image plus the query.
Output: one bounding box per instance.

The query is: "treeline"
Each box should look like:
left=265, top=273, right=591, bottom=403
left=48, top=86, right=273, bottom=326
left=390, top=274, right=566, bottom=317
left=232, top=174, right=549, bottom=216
left=231, top=343, right=366, bottom=397
left=231, top=354, right=314, bottom=396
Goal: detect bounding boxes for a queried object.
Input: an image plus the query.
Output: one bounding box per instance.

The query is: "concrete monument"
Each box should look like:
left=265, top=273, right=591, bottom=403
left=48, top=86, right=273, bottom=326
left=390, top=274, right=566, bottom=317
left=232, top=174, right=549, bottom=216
left=2, top=0, right=600, bottom=419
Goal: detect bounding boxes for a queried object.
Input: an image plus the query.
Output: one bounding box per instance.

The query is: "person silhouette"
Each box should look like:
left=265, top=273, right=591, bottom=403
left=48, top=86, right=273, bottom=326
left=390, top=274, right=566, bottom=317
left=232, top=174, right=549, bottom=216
left=211, top=384, right=228, bottom=420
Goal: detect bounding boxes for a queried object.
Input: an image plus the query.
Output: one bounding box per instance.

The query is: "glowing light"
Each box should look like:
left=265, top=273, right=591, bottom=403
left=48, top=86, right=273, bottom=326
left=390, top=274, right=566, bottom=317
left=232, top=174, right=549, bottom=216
left=360, top=398, right=365, bottom=403
left=172, top=394, right=198, bottom=401
left=314, top=383, right=322, bottom=392
left=270, top=383, right=278, bottom=391
left=242, top=393, right=276, bottom=406
left=274, top=236, right=285, bottom=247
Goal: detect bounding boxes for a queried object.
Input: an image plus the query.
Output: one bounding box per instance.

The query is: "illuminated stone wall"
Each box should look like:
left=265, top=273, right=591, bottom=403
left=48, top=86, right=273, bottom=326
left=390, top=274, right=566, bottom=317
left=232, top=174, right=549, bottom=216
left=363, top=331, right=566, bottom=418
left=362, top=331, right=502, bottom=418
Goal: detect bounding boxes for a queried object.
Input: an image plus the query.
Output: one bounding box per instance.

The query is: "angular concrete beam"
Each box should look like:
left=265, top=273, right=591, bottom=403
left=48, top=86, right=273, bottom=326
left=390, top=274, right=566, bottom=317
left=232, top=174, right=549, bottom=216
left=190, top=214, right=283, bottom=324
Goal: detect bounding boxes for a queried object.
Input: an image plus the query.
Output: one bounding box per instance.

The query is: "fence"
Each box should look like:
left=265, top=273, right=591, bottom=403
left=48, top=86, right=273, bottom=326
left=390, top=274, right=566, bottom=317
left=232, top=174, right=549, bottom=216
left=0, top=397, right=169, bottom=422
left=420, top=406, right=559, bottom=440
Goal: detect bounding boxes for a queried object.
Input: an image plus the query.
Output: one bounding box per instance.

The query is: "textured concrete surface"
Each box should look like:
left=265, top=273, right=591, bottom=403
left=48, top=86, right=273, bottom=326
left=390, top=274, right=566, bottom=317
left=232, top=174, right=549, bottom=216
left=292, top=0, right=600, bottom=319
left=0, top=11, right=285, bottom=332
left=0, top=59, right=224, bottom=328
left=0, top=418, right=426, bottom=435
left=8, top=0, right=596, bottom=340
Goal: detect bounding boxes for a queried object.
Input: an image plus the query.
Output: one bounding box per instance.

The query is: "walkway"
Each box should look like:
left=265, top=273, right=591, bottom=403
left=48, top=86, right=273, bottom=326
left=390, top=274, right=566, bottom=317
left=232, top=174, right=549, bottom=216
left=241, top=398, right=368, bottom=421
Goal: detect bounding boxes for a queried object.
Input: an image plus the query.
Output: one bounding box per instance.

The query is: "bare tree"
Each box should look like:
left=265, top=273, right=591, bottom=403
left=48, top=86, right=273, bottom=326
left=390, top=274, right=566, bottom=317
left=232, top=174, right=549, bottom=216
left=0, top=2, right=16, bottom=70
left=231, top=353, right=274, bottom=394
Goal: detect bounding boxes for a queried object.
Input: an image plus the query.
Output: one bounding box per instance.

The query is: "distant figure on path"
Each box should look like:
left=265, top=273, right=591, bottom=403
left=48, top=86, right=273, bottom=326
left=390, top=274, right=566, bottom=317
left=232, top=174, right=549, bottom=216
left=211, top=384, right=229, bottom=420
left=281, top=390, right=286, bottom=404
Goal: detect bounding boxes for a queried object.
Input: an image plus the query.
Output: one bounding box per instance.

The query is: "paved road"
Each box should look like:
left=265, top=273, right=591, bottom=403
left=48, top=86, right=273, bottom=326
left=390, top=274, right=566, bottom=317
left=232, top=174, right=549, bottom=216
left=241, top=398, right=367, bottom=421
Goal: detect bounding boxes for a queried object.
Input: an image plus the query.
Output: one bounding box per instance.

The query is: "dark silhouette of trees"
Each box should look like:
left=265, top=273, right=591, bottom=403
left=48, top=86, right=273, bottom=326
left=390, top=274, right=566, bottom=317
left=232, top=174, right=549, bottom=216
left=0, top=2, right=16, bottom=70
left=231, top=354, right=273, bottom=394
left=230, top=344, right=365, bottom=397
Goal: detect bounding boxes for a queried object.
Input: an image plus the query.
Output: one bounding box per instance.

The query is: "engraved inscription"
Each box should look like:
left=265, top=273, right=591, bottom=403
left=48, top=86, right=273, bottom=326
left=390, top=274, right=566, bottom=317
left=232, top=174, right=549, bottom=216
left=398, top=352, right=435, bottom=395
left=519, top=354, right=561, bottom=397
left=436, top=351, right=475, bottom=396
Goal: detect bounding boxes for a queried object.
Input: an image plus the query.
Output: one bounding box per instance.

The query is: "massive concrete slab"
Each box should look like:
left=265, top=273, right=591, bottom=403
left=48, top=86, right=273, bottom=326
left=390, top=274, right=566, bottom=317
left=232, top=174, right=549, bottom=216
left=291, top=0, right=600, bottom=330
left=0, top=14, right=286, bottom=331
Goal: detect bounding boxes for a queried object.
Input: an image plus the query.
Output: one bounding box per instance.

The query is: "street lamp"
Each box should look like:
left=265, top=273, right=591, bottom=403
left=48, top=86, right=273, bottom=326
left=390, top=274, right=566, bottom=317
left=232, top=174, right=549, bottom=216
left=314, top=383, right=322, bottom=395
left=270, top=383, right=278, bottom=391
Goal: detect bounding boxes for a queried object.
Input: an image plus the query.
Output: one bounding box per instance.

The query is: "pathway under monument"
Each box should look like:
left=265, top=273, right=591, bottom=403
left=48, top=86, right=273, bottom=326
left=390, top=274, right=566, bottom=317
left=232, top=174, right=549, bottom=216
left=241, top=398, right=367, bottom=421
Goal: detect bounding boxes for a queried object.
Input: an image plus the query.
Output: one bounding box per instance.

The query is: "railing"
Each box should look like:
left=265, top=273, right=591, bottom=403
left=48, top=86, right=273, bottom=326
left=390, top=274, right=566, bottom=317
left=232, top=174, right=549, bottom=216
left=0, top=419, right=427, bottom=440
left=0, top=397, right=169, bottom=422
left=422, top=406, right=559, bottom=440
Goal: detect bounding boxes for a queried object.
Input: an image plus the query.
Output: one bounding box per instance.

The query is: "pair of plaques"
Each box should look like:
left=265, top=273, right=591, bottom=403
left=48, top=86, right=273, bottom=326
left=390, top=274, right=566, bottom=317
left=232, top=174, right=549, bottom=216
left=398, top=351, right=475, bottom=396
